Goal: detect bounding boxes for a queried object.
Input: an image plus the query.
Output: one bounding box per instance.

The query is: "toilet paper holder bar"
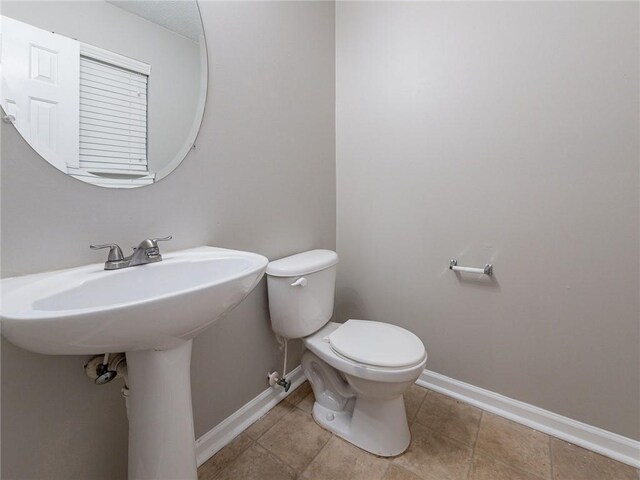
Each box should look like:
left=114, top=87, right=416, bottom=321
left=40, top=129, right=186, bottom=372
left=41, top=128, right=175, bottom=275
left=449, top=259, right=493, bottom=276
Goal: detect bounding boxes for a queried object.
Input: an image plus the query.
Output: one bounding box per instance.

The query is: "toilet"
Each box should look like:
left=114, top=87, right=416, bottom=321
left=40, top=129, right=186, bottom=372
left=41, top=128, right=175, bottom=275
left=266, top=250, right=427, bottom=457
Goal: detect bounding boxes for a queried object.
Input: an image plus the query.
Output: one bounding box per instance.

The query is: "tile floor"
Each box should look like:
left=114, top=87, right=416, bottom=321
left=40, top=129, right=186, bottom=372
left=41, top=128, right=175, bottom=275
left=198, top=382, right=639, bottom=480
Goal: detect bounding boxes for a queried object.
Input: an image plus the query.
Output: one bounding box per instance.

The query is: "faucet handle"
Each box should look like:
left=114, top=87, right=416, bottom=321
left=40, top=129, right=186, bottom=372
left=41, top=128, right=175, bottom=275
left=152, top=236, right=172, bottom=245
left=135, top=236, right=172, bottom=249
left=132, top=236, right=172, bottom=259
left=90, top=243, right=124, bottom=262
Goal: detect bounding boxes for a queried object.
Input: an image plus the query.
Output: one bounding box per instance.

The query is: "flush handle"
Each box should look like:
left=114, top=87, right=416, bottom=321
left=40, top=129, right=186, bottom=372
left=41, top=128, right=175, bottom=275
left=291, top=277, right=307, bottom=287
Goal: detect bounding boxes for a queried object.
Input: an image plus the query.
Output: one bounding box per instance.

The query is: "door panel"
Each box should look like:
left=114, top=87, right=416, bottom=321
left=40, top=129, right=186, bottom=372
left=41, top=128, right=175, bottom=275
left=1, top=15, right=79, bottom=171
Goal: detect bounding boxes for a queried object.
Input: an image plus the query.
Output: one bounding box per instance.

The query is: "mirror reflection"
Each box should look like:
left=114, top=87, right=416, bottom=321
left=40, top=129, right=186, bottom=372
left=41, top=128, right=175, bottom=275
left=1, top=1, right=207, bottom=188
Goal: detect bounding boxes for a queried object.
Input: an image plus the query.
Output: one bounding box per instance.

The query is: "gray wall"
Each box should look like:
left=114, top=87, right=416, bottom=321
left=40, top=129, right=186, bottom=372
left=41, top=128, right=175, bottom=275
left=1, top=2, right=335, bottom=479
left=3, top=0, right=202, bottom=174
left=3, top=2, right=638, bottom=479
left=336, top=1, right=639, bottom=440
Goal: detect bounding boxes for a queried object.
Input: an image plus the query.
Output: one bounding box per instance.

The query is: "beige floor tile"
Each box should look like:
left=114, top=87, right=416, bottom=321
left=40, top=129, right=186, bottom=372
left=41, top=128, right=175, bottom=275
left=550, top=438, right=637, bottom=480
left=382, top=464, right=423, bottom=480
left=297, top=392, right=315, bottom=414
left=301, top=435, right=389, bottom=480
left=258, top=408, right=331, bottom=473
left=285, top=380, right=313, bottom=406
left=415, top=391, right=481, bottom=446
left=469, top=453, right=546, bottom=480
left=245, top=401, right=295, bottom=440
left=393, top=422, right=473, bottom=480
left=476, top=413, right=551, bottom=479
left=207, top=389, right=638, bottom=480
left=404, top=385, right=428, bottom=424
left=214, top=444, right=297, bottom=480
left=198, top=432, right=253, bottom=480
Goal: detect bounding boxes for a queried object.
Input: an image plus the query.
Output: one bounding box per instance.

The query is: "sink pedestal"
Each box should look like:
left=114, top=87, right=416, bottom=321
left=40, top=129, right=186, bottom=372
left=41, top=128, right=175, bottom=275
left=127, top=340, right=197, bottom=480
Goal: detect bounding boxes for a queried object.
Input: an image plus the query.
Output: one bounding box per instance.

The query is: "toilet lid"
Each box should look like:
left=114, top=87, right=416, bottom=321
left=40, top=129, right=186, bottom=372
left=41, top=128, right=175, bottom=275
left=328, top=320, right=425, bottom=368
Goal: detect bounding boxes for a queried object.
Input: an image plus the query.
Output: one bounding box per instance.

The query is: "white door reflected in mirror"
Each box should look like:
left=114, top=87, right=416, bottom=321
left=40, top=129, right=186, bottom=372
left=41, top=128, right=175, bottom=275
left=0, top=1, right=208, bottom=188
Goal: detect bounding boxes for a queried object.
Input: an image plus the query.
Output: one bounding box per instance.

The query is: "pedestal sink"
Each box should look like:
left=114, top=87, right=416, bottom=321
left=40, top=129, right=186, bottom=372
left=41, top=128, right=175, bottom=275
left=0, top=246, right=269, bottom=480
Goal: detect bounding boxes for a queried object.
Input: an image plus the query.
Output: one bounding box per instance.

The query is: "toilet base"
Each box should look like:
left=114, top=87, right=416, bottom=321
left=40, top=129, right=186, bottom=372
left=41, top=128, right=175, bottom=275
left=311, top=394, right=411, bottom=457
left=301, top=349, right=415, bottom=457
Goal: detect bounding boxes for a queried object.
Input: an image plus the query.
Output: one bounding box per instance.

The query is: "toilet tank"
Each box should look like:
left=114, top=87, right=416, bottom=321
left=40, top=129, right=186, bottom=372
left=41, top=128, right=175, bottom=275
left=266, top=250, right=338, bottom=339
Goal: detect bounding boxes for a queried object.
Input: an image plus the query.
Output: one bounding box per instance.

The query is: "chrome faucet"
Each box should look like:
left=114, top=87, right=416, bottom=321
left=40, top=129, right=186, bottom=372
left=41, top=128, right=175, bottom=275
left=91, top=236, right=172, bottom=270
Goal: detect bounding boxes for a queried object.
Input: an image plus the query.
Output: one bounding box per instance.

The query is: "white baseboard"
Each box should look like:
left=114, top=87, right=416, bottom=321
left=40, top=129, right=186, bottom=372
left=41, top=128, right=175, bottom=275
left=195, top=366, right=306, bottom=467
left=417, top=369, right=640, bottom=469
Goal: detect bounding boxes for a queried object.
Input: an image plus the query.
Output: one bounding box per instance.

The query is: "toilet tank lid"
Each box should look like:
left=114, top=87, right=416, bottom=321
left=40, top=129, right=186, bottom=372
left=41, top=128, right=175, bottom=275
left=266, top=250, right=338, bottom=277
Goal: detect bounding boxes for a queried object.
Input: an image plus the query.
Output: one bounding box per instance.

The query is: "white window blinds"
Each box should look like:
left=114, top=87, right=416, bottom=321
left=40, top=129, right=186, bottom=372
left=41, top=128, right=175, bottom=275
left=79, top=56, right=149, bottom=175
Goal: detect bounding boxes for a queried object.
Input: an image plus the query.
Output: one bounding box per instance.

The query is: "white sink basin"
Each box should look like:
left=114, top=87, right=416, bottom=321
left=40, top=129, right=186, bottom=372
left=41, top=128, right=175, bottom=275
left=1, top=246, right=268, bottom=355
left=0, top=246, right=268, bottom=480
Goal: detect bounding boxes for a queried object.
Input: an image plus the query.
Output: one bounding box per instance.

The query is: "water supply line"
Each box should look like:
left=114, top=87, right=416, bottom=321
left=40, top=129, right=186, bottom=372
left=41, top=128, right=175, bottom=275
left=267, top=336, right=292, bottom=392
left=278, top=337, right=292, bottom=391
left=282, top=337, right=288, bottom=379
left=84, top=352, right=130, bottom=416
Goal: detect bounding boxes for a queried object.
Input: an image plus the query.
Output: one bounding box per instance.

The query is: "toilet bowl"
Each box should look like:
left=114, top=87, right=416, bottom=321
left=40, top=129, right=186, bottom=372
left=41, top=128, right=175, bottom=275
left=266, top=250, right=427, bottom=457
left=302, top=321, right=426, bottom=456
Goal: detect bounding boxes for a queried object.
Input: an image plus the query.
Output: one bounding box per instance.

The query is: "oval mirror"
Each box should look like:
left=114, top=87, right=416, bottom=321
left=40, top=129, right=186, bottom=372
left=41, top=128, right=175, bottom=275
left=1, top=1, right=207, bottom=188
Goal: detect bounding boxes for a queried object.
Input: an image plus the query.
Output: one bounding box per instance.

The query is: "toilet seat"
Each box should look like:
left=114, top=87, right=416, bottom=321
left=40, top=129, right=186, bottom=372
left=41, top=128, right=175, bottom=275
left=303, top=322, right=427, bottom=383
left=328, top=319, right=425, bottom=368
